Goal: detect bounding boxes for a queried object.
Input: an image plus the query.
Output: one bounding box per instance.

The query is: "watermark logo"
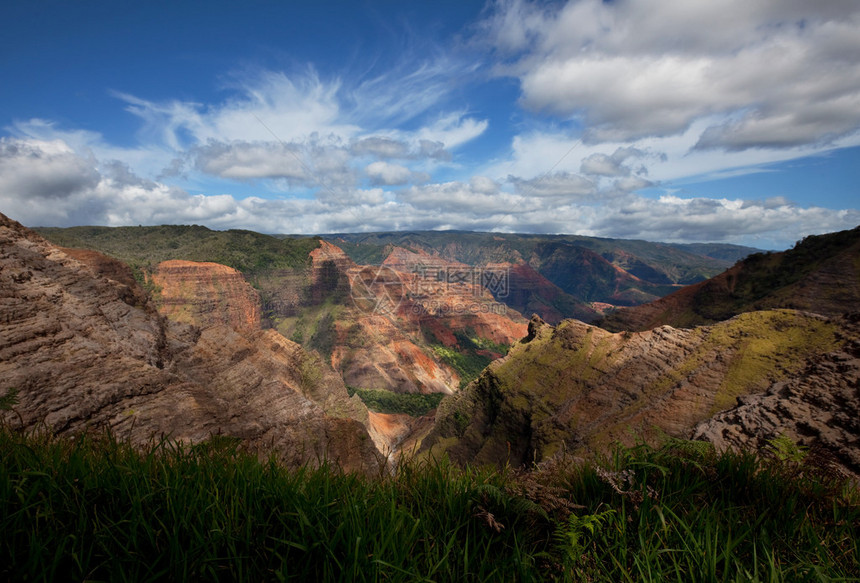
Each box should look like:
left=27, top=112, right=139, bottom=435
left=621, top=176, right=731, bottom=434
left=349, top=264, right=510, bottom=316
left=349, top=266, right=406, bottom=315
left=410, top=265, right=510, bottom=298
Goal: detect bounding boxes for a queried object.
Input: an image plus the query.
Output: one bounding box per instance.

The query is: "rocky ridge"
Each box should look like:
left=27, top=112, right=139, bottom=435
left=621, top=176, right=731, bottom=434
left=0, top=213, right=380, bottom=472
left=329, top=230, right=744, bottom=322
left=422, top=311, right=856, bottom=474
left=693, top=313, right=860, bottom=476
left=298, top=243, right=527, bottom=394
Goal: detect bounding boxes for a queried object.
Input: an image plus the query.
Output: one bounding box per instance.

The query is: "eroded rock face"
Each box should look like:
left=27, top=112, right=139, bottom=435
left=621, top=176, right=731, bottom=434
left=423, top=311, right=850, bottom=468
left=693, top=315, right=860, bottom=477
left=0, top=213, right=379, bottom=473
left=332, top=314, right=460, bottom=394
left=151, top=260, right=262, bottom=335
left=302, top=243, right=528, bottom=395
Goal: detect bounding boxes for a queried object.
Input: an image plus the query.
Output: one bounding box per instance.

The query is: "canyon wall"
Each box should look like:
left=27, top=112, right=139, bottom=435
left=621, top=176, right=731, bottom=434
left=151, top=259, right=262, bottom=334
left=0, top=213, right=380, bottom=473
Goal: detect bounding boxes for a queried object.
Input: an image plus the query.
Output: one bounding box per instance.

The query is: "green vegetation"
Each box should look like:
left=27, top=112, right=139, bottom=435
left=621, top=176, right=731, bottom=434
left=2, top=428, right=857, bottom=582
left=426, top=329, right=509, bottom=389
left=696, top=310, right=840, bottom=411
left=431, top=344, right=494, bottom=389
left=278, top=301, right=344, bottom=362
left=36, top=224, right=319, bottom=275
left=348, top=387, right=446, bottom=417
left=692, top=226, right=860, bottom=323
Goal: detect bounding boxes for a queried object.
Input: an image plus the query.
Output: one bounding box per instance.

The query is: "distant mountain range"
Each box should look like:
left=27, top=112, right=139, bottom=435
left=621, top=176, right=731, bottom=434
left=38, top=227, right=759, bottom=325
left=324, top=230, right=759, bottom=323
left=599, top=226, right=860, bottom=331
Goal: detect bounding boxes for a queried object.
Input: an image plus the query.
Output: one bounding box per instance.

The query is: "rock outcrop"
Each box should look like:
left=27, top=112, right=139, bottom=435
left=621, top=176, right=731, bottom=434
left=422, top=310, right=851, bottom=468
left=151, top=260, right=262, bottom=335
left=0, top=213, right=379, bottom=473
left=693, top=314, right=860, bottom=476
left=330, top=314, right=459, bottom=395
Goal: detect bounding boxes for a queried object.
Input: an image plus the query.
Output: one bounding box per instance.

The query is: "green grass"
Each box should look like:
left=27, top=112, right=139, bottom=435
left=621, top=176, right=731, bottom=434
left=1, top=427, right=857, bottom=582
left=430, top=344, right=494, bottom=389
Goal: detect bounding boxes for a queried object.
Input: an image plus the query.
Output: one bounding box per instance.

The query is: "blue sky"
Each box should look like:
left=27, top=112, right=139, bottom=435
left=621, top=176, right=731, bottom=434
left=1, top=0, right=859, bottom=249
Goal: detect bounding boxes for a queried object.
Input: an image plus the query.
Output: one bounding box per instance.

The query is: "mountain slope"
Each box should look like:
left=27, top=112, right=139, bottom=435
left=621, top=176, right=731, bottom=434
left=0, top=213, right=380, bottom=472
left=693, top=314, right=860, bottom=475
left=421, top=311, right=855, bottom=473
left=36, top=225, right=528, bottom=395
left=151, top=260, right=262, bottom=334
left=599, top=226, right=860, bottom=331
left=294, top=243, right=527, bottom=394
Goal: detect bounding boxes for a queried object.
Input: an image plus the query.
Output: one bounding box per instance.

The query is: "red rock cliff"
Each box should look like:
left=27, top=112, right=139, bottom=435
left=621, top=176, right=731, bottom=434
left=152, top=260, right=262, bottom=335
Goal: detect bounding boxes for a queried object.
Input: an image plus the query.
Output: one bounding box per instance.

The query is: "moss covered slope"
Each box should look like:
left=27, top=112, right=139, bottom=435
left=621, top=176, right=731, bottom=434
left=423, top=311, right=848, bottom=468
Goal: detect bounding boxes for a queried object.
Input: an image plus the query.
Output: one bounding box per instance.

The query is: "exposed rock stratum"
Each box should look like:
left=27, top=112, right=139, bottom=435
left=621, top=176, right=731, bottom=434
left=0, top=213, right=380, bottom=473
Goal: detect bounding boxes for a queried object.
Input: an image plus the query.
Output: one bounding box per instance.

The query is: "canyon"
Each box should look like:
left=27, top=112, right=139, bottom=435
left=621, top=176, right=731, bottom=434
left=14, top=217, right=860, bottom=476
left=0, top=213, right=381, bottom=472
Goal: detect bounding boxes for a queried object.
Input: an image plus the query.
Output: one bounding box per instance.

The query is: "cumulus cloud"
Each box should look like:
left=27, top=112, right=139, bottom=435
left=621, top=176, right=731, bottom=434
left=193, top=141, right=310, bottom=181
left=3, top=137, right=857, bottom=249
left=189, top=139, right=358, bottom=192
left=351, top=137, right=411, bottom=159
left=0, top=138, right=99, bottom=199
left=469, top=176, right=500, bottom=194
left=365, top=161, right=428, bottom=186
left=580, top=147, right=646, bottom=177
left=483, top=0, right=860, bottom=147
left=509, top=172, right=595, bottom=198
left=591, top=194, right=860, bottom=247
left=397, top=181, right=532, bottom=214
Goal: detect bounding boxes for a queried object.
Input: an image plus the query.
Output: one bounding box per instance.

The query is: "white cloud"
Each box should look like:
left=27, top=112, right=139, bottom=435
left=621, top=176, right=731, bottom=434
left=509, top=172, right=595, bottom=199
left=0, top=138, right=99, bottom=199
left=580, top=147, right=646, bottom=177
left=102, top=67, right=488, bottom=195
left=365, top=161, right=427, bottom=186
left=397, top=181, right=531, bottom=214
left=415, top=112, right=489, bottom=151
left=469, top=176, right=499, bottom=194
left=2, top=136, right=857, bottom=249
left=484, top=0, right=860, bottom=147
left=193, top=141, right=310, bottom=181
left=116, top=70, right=356, bottom=147
left=591, top=194, right=860, bottom=248
left=351, top=137, right=411, bottom=159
